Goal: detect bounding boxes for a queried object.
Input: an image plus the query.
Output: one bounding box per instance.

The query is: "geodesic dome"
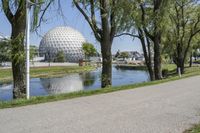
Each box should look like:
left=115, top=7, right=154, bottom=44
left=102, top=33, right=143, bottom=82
left=39, top=27, right=86, bottom=62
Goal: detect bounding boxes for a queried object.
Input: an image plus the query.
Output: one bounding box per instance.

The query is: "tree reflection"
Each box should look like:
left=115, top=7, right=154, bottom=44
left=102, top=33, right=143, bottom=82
left=80, top=72, right=96, bottom=87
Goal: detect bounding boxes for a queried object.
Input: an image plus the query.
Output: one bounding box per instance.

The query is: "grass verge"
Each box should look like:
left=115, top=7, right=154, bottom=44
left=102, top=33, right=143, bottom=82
left=0, top=66, right=95, bottom=84
left=184, top=124, right=200, bottom=133
left=0, top=66, right=200, bottom=109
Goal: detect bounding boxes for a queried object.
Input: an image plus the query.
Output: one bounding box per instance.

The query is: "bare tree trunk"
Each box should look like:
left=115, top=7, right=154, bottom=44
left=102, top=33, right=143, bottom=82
left=174, top=43, right=185, bottom=74
left=189, top=52, right=192, bottom=67
left=74, top=0, right=116, bottom=88
left=146, top=36, right=155, bottom=81
left=153, top=35, right=162, bottom=80
left=176, top=63, right=185, bottom=74
left=138, top=28, right=155, bottom=81
left=101, top=39, right=112, bottom=88
left=175, top=57, right=185, bottom=74
left=11, top=22, right=26, bottom=99
left=100, top=0, right=114, bottom=88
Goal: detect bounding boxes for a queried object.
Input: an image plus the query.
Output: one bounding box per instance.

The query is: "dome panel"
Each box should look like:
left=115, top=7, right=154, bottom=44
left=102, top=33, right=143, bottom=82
left=39, top=27, right=86, bottom=62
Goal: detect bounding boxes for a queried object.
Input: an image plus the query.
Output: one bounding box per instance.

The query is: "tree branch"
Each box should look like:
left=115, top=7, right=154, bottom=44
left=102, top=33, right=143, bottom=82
left=34, top=0, right=53, bottom=30
left=73, top=0, right=101, bottom=41
left=140, top=3, right=154, bottom=41
left=1, top=0, right=14, bottom=23
left=110, top=0, right=116, bottom=40
left=114, top=32, right=139, bottom=38
left=15, top=0, right=25, bottom=19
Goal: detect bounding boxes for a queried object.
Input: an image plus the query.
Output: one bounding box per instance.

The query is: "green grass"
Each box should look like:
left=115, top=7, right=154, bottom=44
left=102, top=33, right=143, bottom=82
left=0, top=66, right=95, bottom=83
left=193, top=59, right=200, bottom=64
left=162, top=63, right=177, bottom=71
left=0, top=69, right=12, bottom=83
left=0, top=65, right=200, bottom=109
left=184, top=124, right=200, bottom=133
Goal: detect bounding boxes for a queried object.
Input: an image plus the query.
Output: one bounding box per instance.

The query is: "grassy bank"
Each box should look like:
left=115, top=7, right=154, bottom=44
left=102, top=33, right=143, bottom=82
left=115, top=64, right=147, bottom=70
left=184, top=124, right=200, bottom=133
left=0, top=65, right=199, bottom=109
left=0, top=66, right=95, bottom=83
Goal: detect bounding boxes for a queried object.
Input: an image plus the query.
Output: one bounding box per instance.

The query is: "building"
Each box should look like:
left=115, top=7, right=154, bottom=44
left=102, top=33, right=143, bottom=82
left=39, top=27, right=86, bottom=62
left=0, top=35, right=3, bottom=41
left=0, top=34, right=9, bottom=41
left=115, top=51, right=144, bottom=61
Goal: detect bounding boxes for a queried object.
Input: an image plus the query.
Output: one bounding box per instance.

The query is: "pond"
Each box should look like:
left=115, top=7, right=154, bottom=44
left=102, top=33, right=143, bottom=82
left=0, top=66, right=150, bottom=101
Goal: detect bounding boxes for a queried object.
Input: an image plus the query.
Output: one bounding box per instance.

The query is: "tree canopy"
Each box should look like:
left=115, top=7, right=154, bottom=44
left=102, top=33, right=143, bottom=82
left=82, top=42, right=97, bottom=59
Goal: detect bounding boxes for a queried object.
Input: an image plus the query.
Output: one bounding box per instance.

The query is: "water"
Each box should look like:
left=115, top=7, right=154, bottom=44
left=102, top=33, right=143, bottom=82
left=0, top=66, right=150, bottom=101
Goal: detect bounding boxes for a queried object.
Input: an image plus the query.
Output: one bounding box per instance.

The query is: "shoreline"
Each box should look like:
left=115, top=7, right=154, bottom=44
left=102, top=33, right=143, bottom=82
left=0, top=66, right=199, bottom=109
left=0, top=66, right=95, bottom=84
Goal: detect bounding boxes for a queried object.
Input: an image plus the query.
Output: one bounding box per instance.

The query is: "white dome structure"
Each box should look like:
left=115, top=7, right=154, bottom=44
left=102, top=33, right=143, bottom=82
left=39, top=27, right=86, bottom=62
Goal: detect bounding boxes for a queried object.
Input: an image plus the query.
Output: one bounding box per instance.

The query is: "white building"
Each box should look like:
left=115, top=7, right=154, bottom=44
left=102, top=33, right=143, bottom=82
left=39, top=27, right=86, bottom=62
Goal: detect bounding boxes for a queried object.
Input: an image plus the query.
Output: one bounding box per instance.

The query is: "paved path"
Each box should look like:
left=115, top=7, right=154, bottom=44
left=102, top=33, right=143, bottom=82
left=0, top=76, right=200, bottom=133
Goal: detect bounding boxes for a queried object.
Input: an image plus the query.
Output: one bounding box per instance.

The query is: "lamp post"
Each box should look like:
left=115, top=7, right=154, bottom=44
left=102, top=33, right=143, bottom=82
left=26, top=0, right=44, bottom=99
left=26, top=0, right=31, bottom=99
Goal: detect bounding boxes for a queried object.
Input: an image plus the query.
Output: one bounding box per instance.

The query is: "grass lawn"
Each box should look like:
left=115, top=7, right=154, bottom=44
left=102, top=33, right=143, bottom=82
left=184, top=124, right=200, bottom=133
left=0, top=64, right=200, bottom=109
left=162, top=63, right=177, bottom=71
left=0, top=66, right=95, bottom=83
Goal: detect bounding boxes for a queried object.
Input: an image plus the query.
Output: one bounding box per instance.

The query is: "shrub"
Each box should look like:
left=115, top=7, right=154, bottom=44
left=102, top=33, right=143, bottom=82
left=162, top=69, right=169, bottom=78
left=55, top=51, right=65, bottom=62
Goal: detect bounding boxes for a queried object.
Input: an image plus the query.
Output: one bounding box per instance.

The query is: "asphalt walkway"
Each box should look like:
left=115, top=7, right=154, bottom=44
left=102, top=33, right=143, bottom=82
left=0, top=76, right=200, bottom=133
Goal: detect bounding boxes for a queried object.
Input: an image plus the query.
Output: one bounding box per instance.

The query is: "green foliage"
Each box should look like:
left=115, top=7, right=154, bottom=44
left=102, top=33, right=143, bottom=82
left=30, top=45, right=38, bottom=61
left=82, top=42, right=97, bottom=59
left=0, top=39, right=38, bottom=63
left=55, top=51, right=65, bottom=62
left=162, top=69, right=169, bottom=78
left=0, top=39, right=11, bottom=63
left=165, top=0, right=200, bottom=61
left=11, top=33, right=25, bottom=65
left=119, top=52, right=129, bottom=59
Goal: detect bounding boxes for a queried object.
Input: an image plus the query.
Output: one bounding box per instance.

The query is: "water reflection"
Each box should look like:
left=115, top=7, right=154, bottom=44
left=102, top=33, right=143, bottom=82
left=0, top=66, right=150, bottom=101
left=40, top=75, right=83, bottom=94
left=80, top=72, right=97, bottom=87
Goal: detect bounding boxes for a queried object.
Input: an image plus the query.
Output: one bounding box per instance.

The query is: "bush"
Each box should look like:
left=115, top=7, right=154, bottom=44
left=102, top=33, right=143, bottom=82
left=162, top=69, right=169, bottom=78
left=55, top=51, right=65, bottom=62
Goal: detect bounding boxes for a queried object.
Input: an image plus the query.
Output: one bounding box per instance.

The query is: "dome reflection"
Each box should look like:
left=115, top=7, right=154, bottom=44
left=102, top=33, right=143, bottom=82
left=40, top=74, right=83, bottom=94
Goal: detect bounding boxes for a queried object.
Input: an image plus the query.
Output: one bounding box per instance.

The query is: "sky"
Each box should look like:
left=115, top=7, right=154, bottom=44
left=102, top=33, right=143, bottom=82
left=0, top=0, right=142, bottom=54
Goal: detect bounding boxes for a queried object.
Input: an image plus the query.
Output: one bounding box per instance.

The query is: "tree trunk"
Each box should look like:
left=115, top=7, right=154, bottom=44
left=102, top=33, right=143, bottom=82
left=189, top=52, right=192, bottom=67
left=11, top=21, right=26, bottom=99
left=153, top=35, right=162, bottom=80
left=138, top=29, right=155, bottom=81
left=174, top=42, right=185, bottom=74
left=101, top=40, right=112, bottom=88
left=176, top=57, right=185, bottom=74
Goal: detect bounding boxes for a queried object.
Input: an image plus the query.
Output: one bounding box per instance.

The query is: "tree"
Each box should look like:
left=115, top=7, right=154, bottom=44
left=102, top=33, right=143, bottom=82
left=119, top=52, right=129, bottom=60
left=55, top=51, right=65, bottom=62
left=189, top=36, right=200, bottom=67
left=30, top=45, right=38, bottom=62
left=0, top=38, right=11, bottom=63
left=115, top=0, right=171, bottom=80
left=168, top=0, right=200, bottom=73
left=1, top=0, right=53, bottom=98
left=139, top=0, right=171, bottom=80
left=73, top=0, right=126, bottom=87
left=82, top=42, right=97, bottom=60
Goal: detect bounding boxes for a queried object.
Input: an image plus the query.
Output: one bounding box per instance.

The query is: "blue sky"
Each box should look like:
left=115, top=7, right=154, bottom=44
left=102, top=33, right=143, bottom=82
left=0, top=0, right=142, bottom=54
